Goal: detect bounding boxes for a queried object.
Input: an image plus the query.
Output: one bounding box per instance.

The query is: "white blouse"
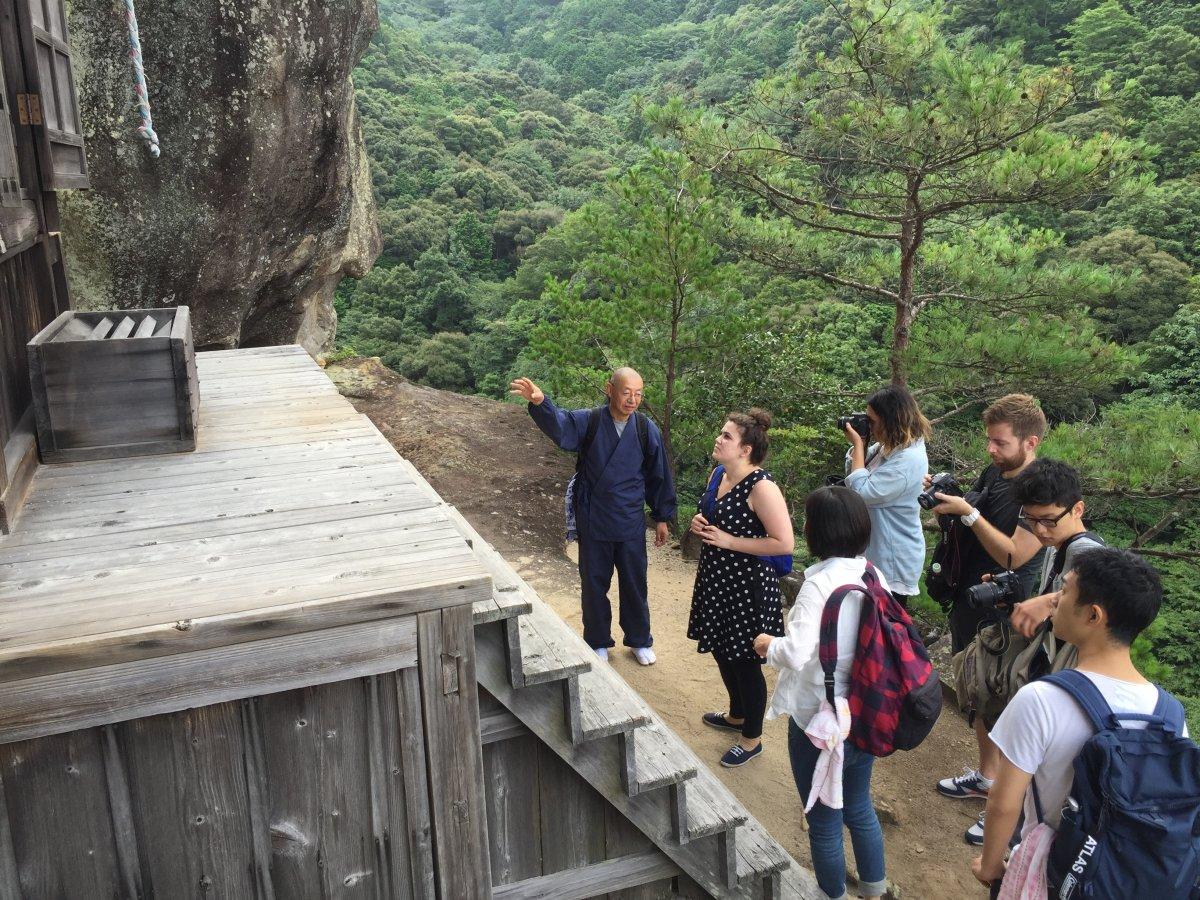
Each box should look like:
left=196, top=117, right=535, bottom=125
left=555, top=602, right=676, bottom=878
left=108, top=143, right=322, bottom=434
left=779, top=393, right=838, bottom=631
left=765, top=556, right=891, bottom=727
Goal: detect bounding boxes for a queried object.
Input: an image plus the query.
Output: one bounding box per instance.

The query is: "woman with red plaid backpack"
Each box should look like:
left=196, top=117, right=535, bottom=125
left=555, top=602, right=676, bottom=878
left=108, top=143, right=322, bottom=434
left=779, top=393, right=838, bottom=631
left=754, top=486, right=888, bottom=900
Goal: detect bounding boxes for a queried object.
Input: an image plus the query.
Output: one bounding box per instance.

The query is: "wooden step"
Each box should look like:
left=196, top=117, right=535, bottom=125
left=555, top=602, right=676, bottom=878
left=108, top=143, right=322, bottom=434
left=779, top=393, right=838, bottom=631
left=674, top=771, right=748, bottom=843
left=473, top=588, right=533, bottom=625
left=619, top=721, right=697, bottom=797
left=735, top=816, right=792, bottom=887
left=568, top=665, right=650, bottom=743
left=504, top=599, right=593, bottom=688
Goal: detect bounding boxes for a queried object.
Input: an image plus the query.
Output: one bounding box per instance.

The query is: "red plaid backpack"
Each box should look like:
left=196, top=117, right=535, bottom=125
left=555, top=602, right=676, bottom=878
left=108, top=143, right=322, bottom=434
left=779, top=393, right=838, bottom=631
left=819, top=562, right=943, bottom=756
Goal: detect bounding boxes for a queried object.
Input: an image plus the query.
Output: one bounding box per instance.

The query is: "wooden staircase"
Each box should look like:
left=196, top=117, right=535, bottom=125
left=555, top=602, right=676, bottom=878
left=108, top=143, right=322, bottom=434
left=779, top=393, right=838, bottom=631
left=395, top=459, right=822, bottom=900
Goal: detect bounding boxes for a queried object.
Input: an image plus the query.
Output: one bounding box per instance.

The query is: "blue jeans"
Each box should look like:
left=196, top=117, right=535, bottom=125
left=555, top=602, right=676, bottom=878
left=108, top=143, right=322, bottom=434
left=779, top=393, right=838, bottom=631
left=788, top=719, right=887, bottom=899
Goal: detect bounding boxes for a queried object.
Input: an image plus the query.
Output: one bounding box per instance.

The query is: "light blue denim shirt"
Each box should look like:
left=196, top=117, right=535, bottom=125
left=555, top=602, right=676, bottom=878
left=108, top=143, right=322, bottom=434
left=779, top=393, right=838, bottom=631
left=844, top=439, right=928, bottom=595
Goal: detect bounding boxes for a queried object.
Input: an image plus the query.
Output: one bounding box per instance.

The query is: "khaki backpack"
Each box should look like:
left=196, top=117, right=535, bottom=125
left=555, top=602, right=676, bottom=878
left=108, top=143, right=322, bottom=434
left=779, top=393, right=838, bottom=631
left=952, top=619, right=1059, bottom=729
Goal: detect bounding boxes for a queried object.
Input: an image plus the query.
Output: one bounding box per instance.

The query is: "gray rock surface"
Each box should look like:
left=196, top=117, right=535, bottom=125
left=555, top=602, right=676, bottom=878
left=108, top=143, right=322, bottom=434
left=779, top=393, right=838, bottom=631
left=60, top=0, right=381, bottom=352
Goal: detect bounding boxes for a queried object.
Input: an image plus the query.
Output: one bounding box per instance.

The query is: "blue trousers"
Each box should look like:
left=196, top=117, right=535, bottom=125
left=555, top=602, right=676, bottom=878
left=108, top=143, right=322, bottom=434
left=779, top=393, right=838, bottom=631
left=788, top=719, right=887, bottom=899
left=577, top=535, right=651, bottom=650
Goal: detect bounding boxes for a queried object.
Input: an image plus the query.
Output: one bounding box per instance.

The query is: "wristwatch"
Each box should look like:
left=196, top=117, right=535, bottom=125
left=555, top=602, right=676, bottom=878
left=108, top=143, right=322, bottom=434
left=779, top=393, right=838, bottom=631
left=960, top=507, right=982, bottom=527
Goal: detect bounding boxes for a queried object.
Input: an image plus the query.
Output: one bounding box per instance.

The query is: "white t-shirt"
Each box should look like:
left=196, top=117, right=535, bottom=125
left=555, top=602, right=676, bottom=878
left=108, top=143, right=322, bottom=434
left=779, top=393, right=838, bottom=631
left=990, top=670, right=1186, bottom=838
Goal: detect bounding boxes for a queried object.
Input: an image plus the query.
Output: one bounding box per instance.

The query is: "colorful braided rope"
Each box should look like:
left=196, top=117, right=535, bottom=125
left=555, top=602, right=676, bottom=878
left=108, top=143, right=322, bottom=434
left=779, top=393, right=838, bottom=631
left=123, top=0, right=159, bottom=157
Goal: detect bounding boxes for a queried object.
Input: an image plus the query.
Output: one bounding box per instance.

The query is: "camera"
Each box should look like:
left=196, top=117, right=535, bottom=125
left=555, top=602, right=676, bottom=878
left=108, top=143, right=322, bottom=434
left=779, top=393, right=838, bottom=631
left=838, top=412, right=871, bottom=443
left=918, top=472, right=962, bottom=510
left=966, top=569, right=1026, bottom=611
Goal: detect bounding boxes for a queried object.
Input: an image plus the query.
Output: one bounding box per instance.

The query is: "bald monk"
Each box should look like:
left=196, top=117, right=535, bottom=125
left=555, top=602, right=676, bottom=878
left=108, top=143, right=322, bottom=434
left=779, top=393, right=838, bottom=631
left=510, top=370, right=676, bottom=664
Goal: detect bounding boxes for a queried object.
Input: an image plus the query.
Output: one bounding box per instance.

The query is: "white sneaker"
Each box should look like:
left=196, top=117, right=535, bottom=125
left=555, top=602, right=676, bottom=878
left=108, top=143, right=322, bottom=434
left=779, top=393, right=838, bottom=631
left=966, top=811, right=986, bottom=846
left=633, top=647, right=656, bottom=666
left=595, top=647, right=609, bottom=662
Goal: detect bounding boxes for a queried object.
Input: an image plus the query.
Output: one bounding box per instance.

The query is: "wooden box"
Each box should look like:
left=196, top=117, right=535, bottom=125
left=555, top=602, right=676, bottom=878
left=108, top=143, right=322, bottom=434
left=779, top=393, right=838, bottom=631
left=26, top=306, right=199, bottom=462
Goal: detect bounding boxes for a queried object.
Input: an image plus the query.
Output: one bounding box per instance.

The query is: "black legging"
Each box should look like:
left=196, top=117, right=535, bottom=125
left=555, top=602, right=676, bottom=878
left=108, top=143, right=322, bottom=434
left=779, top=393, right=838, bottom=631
left=714, top=654, right=768, bottom=740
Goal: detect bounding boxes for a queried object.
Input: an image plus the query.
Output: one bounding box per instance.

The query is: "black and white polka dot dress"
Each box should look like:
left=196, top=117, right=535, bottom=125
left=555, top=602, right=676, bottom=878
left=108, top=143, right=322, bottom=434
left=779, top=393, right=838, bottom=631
left=687, top=468, right=785, bottom=662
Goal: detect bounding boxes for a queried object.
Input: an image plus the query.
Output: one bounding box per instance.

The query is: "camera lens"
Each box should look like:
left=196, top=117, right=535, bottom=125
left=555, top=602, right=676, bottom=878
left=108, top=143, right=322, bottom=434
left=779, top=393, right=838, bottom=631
left=966, top=580, right=1007, bottom=610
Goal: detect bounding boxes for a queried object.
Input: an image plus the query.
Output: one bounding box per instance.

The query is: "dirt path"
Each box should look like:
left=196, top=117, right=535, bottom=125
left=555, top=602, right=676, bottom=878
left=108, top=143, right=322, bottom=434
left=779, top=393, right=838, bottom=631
left=329, top=358, right=989, bottom=899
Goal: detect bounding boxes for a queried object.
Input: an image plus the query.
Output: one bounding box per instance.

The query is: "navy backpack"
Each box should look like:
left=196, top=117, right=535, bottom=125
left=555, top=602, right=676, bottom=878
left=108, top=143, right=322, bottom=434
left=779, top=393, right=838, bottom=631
left=1034, top=670, right=1200, bottom=899
left=700, top=465, right=793, bottom=576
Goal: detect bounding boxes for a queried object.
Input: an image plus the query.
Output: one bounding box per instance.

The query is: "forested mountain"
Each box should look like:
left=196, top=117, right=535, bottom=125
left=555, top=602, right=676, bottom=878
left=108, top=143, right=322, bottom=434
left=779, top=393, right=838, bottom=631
left=337, top=0, right=1200, bottom=724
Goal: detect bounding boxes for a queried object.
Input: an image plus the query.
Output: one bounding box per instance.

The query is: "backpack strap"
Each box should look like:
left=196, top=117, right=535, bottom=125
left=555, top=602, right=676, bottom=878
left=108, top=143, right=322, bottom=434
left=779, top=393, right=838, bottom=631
left=575, top=407, right=604, bottom=476
left=819, top=583, right=871, bottom=706
left=635, top=411, right=650, bottom=465
left=1152, top=686, right=1187, bottom=736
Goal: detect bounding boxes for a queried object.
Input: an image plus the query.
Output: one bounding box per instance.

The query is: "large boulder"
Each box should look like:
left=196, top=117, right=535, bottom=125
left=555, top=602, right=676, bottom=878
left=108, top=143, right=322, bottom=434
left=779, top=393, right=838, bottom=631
left=61, top=0, right=382, bottom=353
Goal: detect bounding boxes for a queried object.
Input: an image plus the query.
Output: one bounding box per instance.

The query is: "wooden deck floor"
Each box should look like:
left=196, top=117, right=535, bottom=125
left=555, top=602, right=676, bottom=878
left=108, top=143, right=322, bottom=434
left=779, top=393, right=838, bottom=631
left=0, top=345, right=491, bottom=683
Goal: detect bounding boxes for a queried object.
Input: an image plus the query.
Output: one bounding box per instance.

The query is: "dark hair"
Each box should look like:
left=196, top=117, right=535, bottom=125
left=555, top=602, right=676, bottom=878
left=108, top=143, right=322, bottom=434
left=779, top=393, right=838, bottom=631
left=804, top=486, right=871, bottom=560
left=866, top=384, right=931, bottom=450
left=726, top=408, right=772, bottom=464
left=1012, top=458, right=1083, bottom=509
left=1071, top=548, right=1163, bottom=646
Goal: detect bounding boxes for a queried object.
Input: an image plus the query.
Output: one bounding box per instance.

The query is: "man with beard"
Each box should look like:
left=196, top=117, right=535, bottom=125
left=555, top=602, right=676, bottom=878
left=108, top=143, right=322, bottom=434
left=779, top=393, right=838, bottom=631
left=924, top=394, right=1047, bottom=808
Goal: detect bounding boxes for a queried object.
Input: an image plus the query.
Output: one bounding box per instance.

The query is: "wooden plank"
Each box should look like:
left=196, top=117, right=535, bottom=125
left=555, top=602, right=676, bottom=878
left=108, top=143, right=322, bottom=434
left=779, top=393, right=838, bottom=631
left=538, top=738, right=607, bottom=874
left=491, top=851, right=682, bottom=900
left=88, top=316, right=112, bottom=339
left=100, top=725, right=145, bottom=899
left=0, top=772, right=24, bottom=900
left=238, top=700, right=276, bottom=900
left=0, top=728, right=123, bottom=897
left=109, top=316, right=135, bottom=339
left=573, top=666, right=651, bottom=743
left=395, top=667, right=436, bottom=900
left=117, top=702, right=257, bottom=897
left=0, top=618, right=419, bottom=742
left=481, top=733, right=542, bottom=885
left=418, top=606, right=491, bottom=899
left=133, top=316, right=156, bottom=339
left=479, top=708, right=531, bottom=745
left=627, top=721, right=697, bottom=797
left=605, top=805, right=677, bottom=900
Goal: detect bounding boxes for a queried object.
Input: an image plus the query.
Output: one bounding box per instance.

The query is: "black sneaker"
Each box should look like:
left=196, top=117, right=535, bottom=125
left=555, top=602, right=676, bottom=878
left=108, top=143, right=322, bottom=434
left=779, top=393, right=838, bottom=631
left=720, top=743, right=763, bottom=768
left=702, top=712, right=743, bottom=732
left=937, top=767, right=992, bottom=799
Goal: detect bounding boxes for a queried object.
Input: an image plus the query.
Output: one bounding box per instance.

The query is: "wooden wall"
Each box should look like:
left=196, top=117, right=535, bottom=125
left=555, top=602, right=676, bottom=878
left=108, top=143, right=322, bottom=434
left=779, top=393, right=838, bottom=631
left=0, top=670, right=440, bottom=899
left=0, top=242, right=55, bottom=454
left=479, top=690, right=706, bottom=900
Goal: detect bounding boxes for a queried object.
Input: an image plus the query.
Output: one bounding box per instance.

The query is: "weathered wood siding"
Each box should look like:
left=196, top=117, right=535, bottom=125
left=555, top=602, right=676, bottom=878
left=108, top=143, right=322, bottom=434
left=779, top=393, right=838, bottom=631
left=0, top=670, right=449, bottom=899
left=0, top=244, right=56, bottom=457
left=479, top=689, right=682, bottom=900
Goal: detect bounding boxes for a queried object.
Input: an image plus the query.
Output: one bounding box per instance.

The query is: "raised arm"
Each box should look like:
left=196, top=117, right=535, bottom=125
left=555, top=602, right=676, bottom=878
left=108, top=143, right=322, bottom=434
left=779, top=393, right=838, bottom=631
left=510, top=377, right=589, bottom=452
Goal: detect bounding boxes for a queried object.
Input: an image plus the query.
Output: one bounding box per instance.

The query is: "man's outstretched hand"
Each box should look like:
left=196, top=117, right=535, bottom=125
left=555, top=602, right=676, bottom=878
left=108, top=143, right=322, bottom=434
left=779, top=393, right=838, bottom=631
left=509, top=377, right=544, bottom=405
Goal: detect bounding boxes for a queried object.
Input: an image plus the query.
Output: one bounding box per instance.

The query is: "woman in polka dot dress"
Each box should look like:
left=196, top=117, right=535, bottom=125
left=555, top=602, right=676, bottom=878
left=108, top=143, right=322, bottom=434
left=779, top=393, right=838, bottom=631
left=687, top=409, right=793, bottom=768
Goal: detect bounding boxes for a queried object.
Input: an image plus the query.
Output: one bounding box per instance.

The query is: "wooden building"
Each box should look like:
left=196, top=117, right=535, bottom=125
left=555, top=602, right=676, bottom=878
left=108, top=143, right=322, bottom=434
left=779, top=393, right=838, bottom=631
left=0, top=3, right=821, bottom=897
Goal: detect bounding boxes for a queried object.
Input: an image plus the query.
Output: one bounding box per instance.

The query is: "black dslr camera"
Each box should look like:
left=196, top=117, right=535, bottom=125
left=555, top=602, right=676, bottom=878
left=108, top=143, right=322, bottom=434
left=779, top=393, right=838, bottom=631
left=966, top=568, right=1026, bottom=612
left=918, top=472, right=963, bottom=510
left=838, top=412, right=871, bottom=443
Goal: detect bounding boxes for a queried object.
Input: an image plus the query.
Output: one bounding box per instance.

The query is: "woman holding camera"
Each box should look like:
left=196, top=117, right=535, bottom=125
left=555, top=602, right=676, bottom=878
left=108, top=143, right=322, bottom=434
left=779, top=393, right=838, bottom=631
left=842, top=384, right=930, bottom=608
left=688, top=409, right=793, bottom=768
left=754, top=487, right=888, bottom=900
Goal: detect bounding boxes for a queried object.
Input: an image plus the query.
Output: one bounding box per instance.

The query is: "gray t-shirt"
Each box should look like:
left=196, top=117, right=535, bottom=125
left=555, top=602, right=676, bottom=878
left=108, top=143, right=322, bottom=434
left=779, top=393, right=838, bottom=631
left=613, top=418, right=628, bottom=438
left=1038, top=532, right=1105, bottom=595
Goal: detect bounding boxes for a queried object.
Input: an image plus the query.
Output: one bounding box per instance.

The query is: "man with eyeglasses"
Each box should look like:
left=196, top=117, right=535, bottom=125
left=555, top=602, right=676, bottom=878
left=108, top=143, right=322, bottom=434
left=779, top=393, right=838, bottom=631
left=955, top=458, right=1106, bottom=845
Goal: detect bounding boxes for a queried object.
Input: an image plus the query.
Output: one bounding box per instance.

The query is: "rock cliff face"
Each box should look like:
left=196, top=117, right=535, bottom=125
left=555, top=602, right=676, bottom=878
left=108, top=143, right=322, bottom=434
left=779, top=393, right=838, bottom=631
left=60, top=0, right=381, bottom=352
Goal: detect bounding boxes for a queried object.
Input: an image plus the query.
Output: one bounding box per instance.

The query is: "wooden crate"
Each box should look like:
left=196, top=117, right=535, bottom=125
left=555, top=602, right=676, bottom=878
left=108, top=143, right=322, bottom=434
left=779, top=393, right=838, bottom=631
left=26, top=307, right=199, bottom=462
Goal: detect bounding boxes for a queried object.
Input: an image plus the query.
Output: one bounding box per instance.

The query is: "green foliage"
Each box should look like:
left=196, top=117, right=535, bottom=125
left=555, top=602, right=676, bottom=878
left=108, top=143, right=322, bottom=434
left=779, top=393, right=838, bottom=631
left=662, top=0, right=1144, bottom=389
left=1135, top=304, right=1200, bottom=408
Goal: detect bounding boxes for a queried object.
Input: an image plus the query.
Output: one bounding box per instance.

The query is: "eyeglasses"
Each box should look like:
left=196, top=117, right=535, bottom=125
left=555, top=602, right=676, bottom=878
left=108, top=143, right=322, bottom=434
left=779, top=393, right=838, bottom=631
left=1018, top=507, right=1073, bottom=530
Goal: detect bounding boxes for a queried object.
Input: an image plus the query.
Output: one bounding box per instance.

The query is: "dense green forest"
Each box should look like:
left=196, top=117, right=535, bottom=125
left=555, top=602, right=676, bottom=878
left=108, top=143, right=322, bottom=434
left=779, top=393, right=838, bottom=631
left=335, top=0, right=1200, bottom=723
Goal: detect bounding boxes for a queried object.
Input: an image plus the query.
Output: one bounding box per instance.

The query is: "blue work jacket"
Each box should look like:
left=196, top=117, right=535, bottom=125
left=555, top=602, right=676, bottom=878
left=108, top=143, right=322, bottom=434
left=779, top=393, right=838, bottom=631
left=529, top=397, right=677, bottom=542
